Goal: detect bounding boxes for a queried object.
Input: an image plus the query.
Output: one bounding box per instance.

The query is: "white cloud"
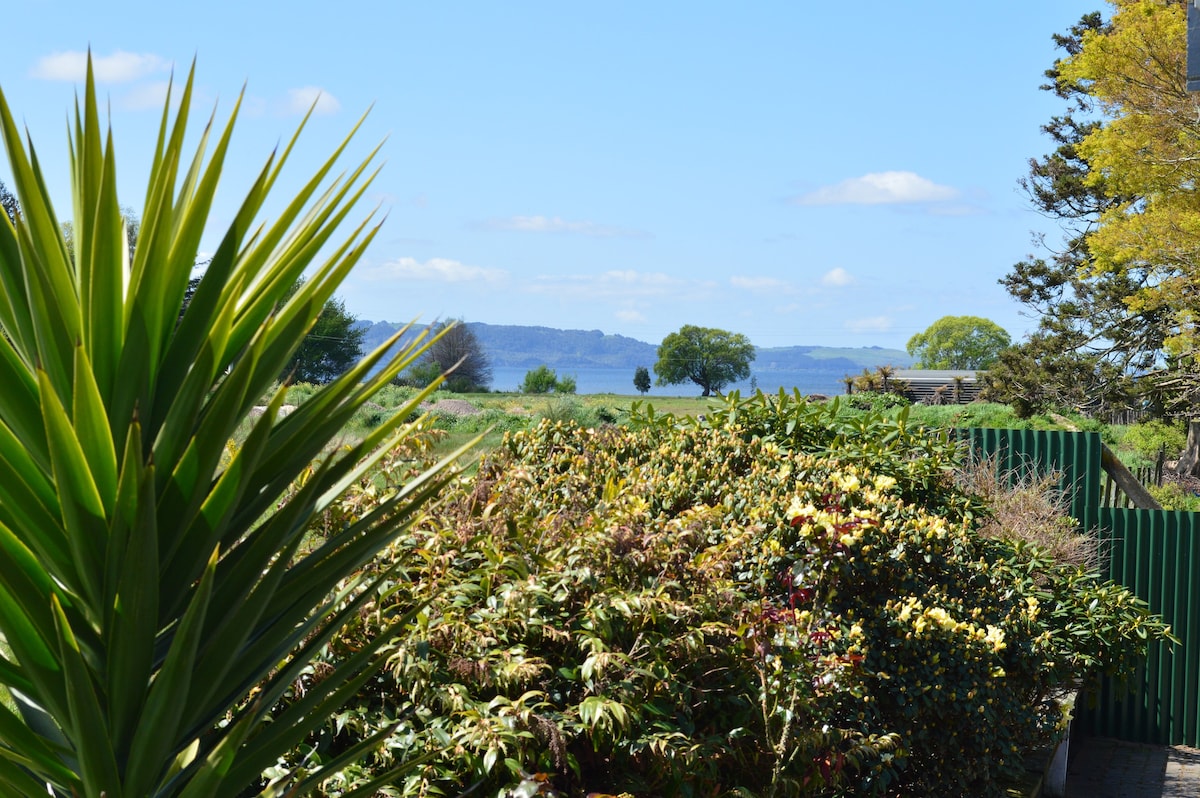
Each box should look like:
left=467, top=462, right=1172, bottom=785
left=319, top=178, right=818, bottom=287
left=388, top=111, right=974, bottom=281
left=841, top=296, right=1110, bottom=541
left=286, top=86, right=342, bottom=116
left=483, top=215, right=648, bottom=239
left=845, top=316, right=893, bottom=333
left=793, top=171, right=958, bottom=206
left=368, top=257, right=507, bottom=284
left=731, top=275, right=791, bottom=292
left=529, top=269, right=688, bottom=299
left=32, top=50, right=169, bottom=82
left=118, top=81, right=173, bottom=111
left=615, top=308, right=647, bottom=323
left=821, top=267, right=853, bottom=287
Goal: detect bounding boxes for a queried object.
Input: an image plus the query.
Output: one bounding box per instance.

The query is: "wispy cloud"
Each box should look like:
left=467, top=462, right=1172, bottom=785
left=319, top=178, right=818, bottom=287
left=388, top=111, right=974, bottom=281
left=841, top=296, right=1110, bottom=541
left=821, top=267, right=853, bottom=287
left=118, top=81, right=174, bottom=110
left=793, top=171, right=958, bottom=206
left=730, top=275, right=792, bottom=293
left=32, top=50, right=169, bottom=82
left=367, top=257, right=507, bottom=284
left=286, top=86, right=341, bottom=115
left=615, top=308, right=647, bottom=323
left=528, top=269, right=697, bottom=299
left=845, top=316, right=893, bottom=334
left=482, top=215, right=649, bottom=239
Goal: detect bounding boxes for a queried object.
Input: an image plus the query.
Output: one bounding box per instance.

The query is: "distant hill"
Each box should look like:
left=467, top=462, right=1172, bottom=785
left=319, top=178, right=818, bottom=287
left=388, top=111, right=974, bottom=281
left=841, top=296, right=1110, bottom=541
left=754, top=345, right=914, bottom=372
left=358, top=320, right=913, bottom=373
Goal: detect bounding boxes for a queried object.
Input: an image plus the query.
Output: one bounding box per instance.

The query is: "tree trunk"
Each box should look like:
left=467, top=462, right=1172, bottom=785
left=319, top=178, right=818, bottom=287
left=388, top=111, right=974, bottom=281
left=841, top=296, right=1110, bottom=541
left=1176, top=420, right=1200, bottom=477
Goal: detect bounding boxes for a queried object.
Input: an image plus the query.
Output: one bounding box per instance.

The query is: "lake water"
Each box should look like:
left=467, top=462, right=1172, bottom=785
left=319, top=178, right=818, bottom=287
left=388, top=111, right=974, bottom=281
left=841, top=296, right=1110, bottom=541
left=489, top=366, right=851, bottom=398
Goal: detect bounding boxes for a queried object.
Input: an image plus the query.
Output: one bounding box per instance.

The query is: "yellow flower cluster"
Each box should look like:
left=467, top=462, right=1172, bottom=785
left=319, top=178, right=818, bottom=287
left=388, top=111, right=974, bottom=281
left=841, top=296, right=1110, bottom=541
left=892, top=597, right=1007, bottom=653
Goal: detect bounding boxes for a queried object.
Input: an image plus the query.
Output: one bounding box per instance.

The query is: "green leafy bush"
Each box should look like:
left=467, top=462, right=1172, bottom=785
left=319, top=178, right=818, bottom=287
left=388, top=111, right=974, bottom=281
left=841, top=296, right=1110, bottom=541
left=1147, top=482, right=1200, bottom=512
left=843, top=390, right=911, bottom=413
left=280, top=391, right=1172, bottom=797
left=521, top=365, right=561, bottom=394
left=1120, top=419, right=1186, bottom=463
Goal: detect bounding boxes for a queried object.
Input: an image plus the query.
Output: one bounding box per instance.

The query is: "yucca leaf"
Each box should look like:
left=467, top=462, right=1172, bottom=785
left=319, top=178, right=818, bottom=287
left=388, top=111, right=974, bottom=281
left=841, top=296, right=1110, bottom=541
left=229, top=486, right=450, bottom=687
left=0, top=593, right=69, bottom=739
left=0, top=523, right=64, bottom=662
left=167, top=383, right=281, bottom=602
left=168, top=711, right=258, bottom=798
left=326, top=752, right=441, bottom=798
left=253, top=716, right=402, bottom=798
left=0, top=96, right=77, bottom=394
left=0, top=301, right=47, bottom=478
left=0, top=422, right=70, bottom=577
left=192, top=557, right=413, bottom=743
left=0, top=700, right=76, bottom=785
left=0, top=750, right=71, bottom=797
left=123, top=548, right=217, bottom=796
left=146, top=266, right=240, bottom=482
left=37, top=369, right=108, bottom=616
left=0, top=54, right=470, bottom=797
left=222, top=122, right=377, bottom=358
left=137, top=101, right=226, bottom=372
left=70, top=344, right=118, bottom=517
left=154, top=156, right=269, bottom=420
left=130, top=64, right=195, bottom=295
left=220, top=616, right=409, bottom=788
left=76, top=118, right=126, bottom=399
left=51, top=593, right=121, bottom=796
left=104, top=422, right=158, bottom=761
left=0, top=190, right=33, bottom=354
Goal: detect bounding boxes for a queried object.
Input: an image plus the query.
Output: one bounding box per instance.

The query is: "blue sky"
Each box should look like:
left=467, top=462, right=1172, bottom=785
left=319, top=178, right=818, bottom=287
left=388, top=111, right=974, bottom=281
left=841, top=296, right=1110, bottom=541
left=1, top=1, right=1104, bottom=351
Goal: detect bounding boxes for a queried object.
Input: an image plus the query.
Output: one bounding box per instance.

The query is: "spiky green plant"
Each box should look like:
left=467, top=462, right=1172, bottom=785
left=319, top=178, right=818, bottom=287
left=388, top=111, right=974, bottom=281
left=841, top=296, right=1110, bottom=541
left=0, top=59, right=469, bottom=796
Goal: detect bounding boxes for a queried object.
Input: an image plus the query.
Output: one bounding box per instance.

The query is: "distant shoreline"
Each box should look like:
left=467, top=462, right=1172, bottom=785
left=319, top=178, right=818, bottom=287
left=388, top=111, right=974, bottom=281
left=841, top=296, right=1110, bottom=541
left=487, top=365, right=853, bottom=397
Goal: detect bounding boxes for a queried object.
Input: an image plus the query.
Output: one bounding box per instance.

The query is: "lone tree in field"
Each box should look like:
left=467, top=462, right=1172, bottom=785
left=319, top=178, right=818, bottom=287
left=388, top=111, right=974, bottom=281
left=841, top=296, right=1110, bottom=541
left=419, top=319, right=492, bottom=392
left=633, top=365, right=651, bottom=395
left=654, top=324, right=755, bottom=397
left=907, top=315, right=1011, bottom=370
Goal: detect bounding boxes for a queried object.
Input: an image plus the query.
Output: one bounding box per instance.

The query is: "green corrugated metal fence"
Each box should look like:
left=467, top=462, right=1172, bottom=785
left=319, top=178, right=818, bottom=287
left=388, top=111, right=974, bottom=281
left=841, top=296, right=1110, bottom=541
left=960, top=428, right=1200, bottom=747
left=1079, top=508, right=1200, bottom=745
left=958, top=427, right=1103, bottom=533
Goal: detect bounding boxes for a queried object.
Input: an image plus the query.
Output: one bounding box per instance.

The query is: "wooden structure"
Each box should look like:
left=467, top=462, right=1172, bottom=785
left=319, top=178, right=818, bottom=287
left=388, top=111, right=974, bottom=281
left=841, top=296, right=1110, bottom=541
left=892, top=369, right=982, bottom=405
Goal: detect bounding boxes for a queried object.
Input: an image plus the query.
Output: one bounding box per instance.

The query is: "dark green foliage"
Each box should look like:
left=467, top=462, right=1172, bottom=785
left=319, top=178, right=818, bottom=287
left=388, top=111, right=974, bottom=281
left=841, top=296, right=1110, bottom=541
left=281, top=291, right=366, bottom=384
left=521, top=364, right=575, bottom=394
left=521, top=364, right=558, bottom=393
left=999, top=11, right=1172, bottom=416
left=633, top=365, right=651, bottom=394
left=654, top=324, right=755, bottom=396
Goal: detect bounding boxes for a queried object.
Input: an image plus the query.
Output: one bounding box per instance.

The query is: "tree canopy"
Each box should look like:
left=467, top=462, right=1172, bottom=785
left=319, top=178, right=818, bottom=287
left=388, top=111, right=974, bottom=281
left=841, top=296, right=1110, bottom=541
left=998, top=1, right=1194, bottom=416
left=521, top=364, right=575, bottom=394
left=633, top=365, right=651, bottom=395
left=654, top=325, right=755, bottom=396
left=906, top=316, right=1011, bottom=370
left=280, top=281, right=366, bottom=384
left=419, top=319, right=492, bottom=392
